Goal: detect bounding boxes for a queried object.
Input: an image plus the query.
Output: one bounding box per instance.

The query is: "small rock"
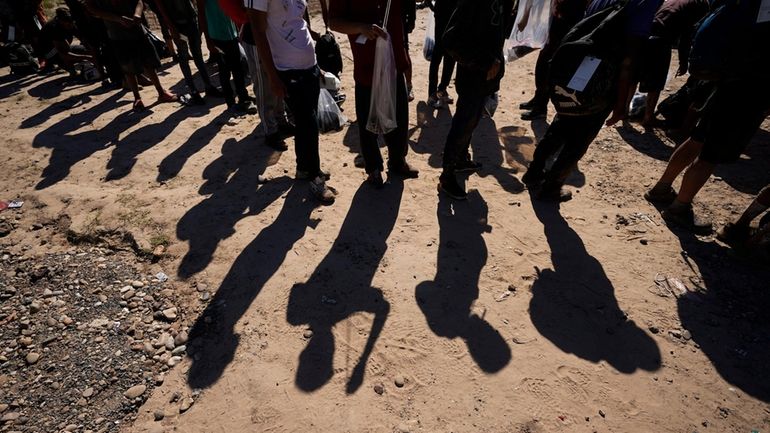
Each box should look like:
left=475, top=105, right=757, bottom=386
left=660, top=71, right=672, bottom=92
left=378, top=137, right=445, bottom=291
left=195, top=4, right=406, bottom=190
left=153, top=410, right=165, bottom=421
left=171, top=345, right=186, bottom=356
left=25, top=352, right=40, bottom=365
left=76, top=398, right=88, bottom=406
left=154, top=374, right=165, bottom=385
left=669, top=329, right=682, bottom=339
left=153, top=246, right=166, bottom=257
left=199, top=292, right=211, bottom=302
left=162, top=307, right=178, bottom=321
left=180, top=397, right=194, bottom=413
left=303, top=330, right=314, bottom=339
left=0, top=404, right=7, bottom=413
left=373, top=384, right=385, bottom=395
left=132, top=280, right=145, bottom=288
left=124, top=384, right=147, bottom=399
left=82, top=387, right=94, bottom=398
left=174, top=331, right=189, bottom=346
left=681, top=329, right=692, bottom=340
left=648, top=326, right=660, bottom=334
left=394, top=375, right=405, bottom=388
left=64, top=424, right=78, bottom=431
left=599, top=410, right=606, bottom=418
left=167, top=356, right=182, bottom=367
left=29, top=301, right=42, bottom=313
left=1, top=412, right=20, bottom=422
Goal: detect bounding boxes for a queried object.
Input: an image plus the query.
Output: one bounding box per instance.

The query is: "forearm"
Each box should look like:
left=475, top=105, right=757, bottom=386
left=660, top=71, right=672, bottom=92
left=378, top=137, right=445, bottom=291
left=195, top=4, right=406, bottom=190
left=133, top=0, right=144, bottom=19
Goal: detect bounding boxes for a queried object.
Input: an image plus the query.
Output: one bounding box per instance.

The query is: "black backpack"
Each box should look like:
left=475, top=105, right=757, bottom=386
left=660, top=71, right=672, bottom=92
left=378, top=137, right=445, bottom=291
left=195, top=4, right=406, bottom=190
left=442, top=0, right=506, bottom=71
left=547, top=1, right=628, bottom=116
left=7, top=42, right=39, bottom=76
left=315, top=31, right=343, bottom=78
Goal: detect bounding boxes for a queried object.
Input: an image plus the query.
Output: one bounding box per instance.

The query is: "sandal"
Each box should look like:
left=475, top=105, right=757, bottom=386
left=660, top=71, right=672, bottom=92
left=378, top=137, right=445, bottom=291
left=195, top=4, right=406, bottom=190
left=133, top=99, right=145, bottom=112
left=157, top=91, right=178, bottom=104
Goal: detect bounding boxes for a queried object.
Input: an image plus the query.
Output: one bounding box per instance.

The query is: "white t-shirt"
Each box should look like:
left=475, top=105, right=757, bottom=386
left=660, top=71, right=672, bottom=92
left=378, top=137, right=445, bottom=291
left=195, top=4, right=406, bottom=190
left=244, top=0, right=316, bottom=71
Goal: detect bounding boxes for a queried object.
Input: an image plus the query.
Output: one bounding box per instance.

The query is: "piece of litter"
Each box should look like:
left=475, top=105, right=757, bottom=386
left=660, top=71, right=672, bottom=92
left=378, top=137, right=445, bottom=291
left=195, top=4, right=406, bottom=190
left=495, top=291, right=511, bottom=302
left=8, top=200, right=23, bottom=209
left=156, top=272, right=169, bottom=282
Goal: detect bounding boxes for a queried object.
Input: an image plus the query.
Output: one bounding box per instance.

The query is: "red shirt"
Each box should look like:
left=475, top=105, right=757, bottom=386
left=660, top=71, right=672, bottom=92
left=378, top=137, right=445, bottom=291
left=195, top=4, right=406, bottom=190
left=329, top=0, right=410, bottom=86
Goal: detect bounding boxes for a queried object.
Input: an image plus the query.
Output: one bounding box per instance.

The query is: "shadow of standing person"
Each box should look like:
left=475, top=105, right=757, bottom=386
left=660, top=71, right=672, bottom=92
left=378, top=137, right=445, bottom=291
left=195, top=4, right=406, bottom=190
left=287, top=179, right=403, bottom=394
left=186, top=182, right=321, bottom=389
left=416, top=190, right=511, bottom=373
left=528, top=197, right=661, bottom=373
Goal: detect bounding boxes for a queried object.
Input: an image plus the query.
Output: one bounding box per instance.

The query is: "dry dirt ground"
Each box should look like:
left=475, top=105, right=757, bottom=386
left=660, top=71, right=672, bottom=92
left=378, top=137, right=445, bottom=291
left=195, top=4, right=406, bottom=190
left=1, top=8, right=770, bottom=433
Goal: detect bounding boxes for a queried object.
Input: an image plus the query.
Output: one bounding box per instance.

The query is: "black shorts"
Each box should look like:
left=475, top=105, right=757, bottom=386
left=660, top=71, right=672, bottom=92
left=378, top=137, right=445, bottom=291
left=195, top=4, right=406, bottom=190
left=693, top=79, right=770, bottom=164
left=639, top=37, right=671, bottom=93
left=112, top=35, right=160, bottom=75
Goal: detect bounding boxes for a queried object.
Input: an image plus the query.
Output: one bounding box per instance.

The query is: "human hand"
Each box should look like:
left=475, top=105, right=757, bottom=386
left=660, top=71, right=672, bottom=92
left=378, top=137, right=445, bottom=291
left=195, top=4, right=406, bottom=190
left=359, top=23, right=387, bottom=40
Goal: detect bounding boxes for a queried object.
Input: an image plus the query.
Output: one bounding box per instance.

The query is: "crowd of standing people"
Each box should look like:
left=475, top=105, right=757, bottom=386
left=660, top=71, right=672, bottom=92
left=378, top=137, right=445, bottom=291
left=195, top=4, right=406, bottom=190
left=0, top=0, right=768, bottom=248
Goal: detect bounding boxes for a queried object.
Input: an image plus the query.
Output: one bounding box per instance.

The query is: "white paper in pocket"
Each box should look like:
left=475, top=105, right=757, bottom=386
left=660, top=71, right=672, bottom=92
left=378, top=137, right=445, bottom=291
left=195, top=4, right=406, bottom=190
left=567, top=56, right=602, bottom=92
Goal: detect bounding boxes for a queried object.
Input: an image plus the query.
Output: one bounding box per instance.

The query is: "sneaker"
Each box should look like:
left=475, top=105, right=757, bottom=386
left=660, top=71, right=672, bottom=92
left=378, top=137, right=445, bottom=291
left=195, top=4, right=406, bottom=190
left=310, top=176, right=336, bottom=204
left=455, top=159, right=482, bottom=173
left=521, top=108, right=547, bottom=120
left=716, top=222, right=752, bottom=247
left=644, top=185, right=678, bottom=206
left=387, top=160, right=419, bottom=178
left=428, top=93, right=443, bottom=109
left=265, top=132, right=288, bottom=151
left=437, top=90, right=454, bottom=105
left=190, top=92, right=205, bottom=105
left=296, top=169, right=330, bottom=180
left=438, top=174, right=467, bottom=200
left=239, top=100, right=258, bottom=115
left=536, top=182, right=572, bottom=202
left=662, top=204, right=713, bottom=235
left=367, top=170, right=384, bottom=189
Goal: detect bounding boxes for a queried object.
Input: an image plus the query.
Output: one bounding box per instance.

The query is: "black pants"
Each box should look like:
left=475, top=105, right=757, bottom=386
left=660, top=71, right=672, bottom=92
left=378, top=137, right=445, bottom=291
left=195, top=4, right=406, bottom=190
left=532, top=17, right=577, bottom=106
left=529, top=110, right=610, bottom=184
left=354, top=73, right=410, bottom=174
left=175, top=21, right=212, bottom=94
left=211, top=38, right=248, bottom=105
left=427, top=10, right=455, bottom=97
left=442, top=64, right=501, bottom=171
left=278, top=65, right=321, bottom=177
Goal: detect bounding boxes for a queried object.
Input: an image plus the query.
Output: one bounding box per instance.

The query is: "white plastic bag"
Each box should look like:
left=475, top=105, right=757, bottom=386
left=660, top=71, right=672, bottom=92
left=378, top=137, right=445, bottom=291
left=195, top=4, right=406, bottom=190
left=318, top=88, right=347, bottom=134
left=628, top=91, right=647, bottom=118
left=504, top=0, right=553, bottom=62
left=366, top=31, right=398, bottom=135
left=423, top=10, right=435, bottom=61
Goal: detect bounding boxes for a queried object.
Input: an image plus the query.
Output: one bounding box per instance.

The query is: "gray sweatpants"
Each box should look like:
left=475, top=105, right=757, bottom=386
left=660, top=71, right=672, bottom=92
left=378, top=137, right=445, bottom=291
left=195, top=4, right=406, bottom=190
left=242, top=41, right=287, bottom=137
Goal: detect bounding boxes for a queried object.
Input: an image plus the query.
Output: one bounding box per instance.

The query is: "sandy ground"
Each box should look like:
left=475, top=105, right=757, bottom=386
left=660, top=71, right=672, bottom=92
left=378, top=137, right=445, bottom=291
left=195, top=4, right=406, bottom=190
left=1, top=8, right=770, bottom=433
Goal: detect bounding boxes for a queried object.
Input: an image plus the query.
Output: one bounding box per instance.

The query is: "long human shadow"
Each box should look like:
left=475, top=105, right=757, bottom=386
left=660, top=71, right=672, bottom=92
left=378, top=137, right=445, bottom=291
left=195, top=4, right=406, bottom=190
left=617, top=125, right=770, bottom=195
left=156, top=110, right=230, bottom=182
left=33, top=92, right=140, bottom=189
left=410, top=100, right=454, bottom=169
left=668, top=229, right=770, bottom=401
left=528, top=196, right=662, bottom=373
left=0, top=72, right=50, bottom=99
left=103, top=103, right=211, bottom=181
left=416, top=190, right=512, bottom=373
left=20, top=85, right=113, bottom=130
left=176, top=136, right=283, bottom=279
left=287, top=179, right=402, bottom=394
left=186, top=181, right=320, bottom=389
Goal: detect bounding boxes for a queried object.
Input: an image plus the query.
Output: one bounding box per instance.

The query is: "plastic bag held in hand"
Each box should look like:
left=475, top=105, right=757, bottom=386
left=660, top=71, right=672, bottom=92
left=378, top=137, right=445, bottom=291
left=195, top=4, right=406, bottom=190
left=423, top=10, right=435, bottom=61
left=318, top=88, right=347, bottom=134
left=504, top=0, right=553, bottom=62
left=366, top=31, right=398, bottom=135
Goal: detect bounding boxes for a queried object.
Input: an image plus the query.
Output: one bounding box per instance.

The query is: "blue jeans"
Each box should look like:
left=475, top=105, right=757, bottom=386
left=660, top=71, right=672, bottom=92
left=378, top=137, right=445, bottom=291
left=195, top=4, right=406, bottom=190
left=278, top=65, right=321, bottom=177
